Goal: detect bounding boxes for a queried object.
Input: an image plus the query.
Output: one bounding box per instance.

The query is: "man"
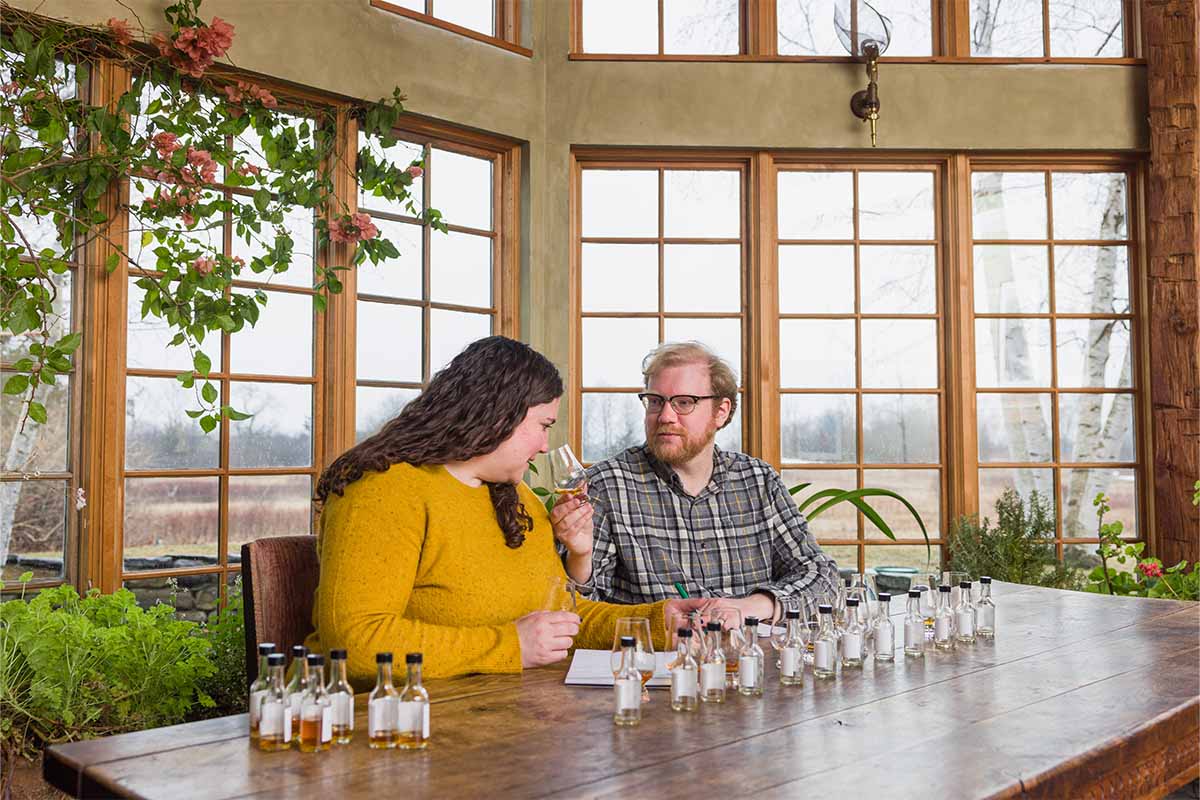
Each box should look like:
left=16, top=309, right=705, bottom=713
left=551, top=341, right=839, bottom=621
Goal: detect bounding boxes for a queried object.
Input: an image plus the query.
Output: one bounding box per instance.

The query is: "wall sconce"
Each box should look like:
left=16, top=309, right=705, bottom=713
left=836, top=2, right=892, bottom=147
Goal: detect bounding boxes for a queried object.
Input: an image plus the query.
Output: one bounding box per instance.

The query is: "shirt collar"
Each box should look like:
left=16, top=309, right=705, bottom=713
left=640, top=444, right=728, bottom=497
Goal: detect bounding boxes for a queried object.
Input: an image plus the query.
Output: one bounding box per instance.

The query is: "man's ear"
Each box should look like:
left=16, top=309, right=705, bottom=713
left=715, top=397, right=732, bottom=428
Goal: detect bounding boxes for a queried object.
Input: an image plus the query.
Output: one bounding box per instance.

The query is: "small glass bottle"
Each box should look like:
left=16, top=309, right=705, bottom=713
left=977, top=576, right=996, bottom=639
left=669, top=628, right=699, bottom=712
left=248, top=642, right=275, bottom=740
left=834, top=576, right=851, bottom=627
left=396, top=652, right=430, bottom=749
left=872, top=593, right=895, bottom=662
left=699, top=621, right=726, bottom=704
left=955, top=580, right=977, bottom=644
left=933, top=585, right=956, bottom=651
left=367, top=652, right=400, bottom=749
left=257, top=653, right=291, bottom=751
left=284, top=644, right=309, bottom=743
left=779, top=609, right=804, bottom=685
left=613, top=635, right=642, bottom=726
left=841, top=598, right=865, bottom=669
left=737, top=616, right=764, bottom=696
left=813, top=604, right=838, bottom=679
left=326, top=648, right=354, bottom=745
left=904, top=589, right=926, bottom=658
left=298, top=654, right=333, bottom=753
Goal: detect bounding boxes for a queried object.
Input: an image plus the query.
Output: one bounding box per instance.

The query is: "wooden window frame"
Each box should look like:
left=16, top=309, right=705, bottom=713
left=370, top=0, right=532, bottom=58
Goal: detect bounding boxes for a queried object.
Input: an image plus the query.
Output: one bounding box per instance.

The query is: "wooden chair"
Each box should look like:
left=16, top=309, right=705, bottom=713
left=240, top=535, right=320, bottom=683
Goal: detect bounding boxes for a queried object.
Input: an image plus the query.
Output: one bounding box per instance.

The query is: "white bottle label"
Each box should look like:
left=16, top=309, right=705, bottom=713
left=288, top=692, right=303, bottom=718
left=935, top=616, right=951, bottom=641
left=320, top=709, right=332, bottom=743
left=249, top=689, right=266, bottom=726
left=905, top=620, right=924, bottom=648
left=780, top=646, right=800, bottom=677
left=259, top=702, right=283, bottom=737
left=671, top=667, right=697, bottom=700
left=397, top=701, right=426, bottom=736
left=843, top=633, right=863, bottom=660
left=700, top=662, right=724, bottom=692
left=875, top=624, right=893, bottom=653
left=423, top=703, right=430, bottom=738
left=738, top=655, right=759, bottom=688
left=814, top=640, right=833, bottom=671
left=282, top=707, right=292, bottom=742
left=615, top=677, right=640, bottom=711
left=957, top=610, right=975, bottom=636
left=333, top=694, right=354, bottom=729
left=980, top=606, right=995, bottom=630
left=368, top=697, right=394, bottom=736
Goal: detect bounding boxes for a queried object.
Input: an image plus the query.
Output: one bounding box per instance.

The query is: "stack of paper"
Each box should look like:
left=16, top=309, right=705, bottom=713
left=564, top=649, right=672, bottom=688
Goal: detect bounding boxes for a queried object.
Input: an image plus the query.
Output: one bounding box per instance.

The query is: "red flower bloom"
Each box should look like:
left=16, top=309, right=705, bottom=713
left=107, top=18, right=135, bottom=46
left=1137, top=561, right=1164, bottom=579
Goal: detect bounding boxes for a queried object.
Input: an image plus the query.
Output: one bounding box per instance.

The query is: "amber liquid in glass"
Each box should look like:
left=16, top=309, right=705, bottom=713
left=396, top=730, right=428, bottom=750
left=638, top=669, right=654, bottom=688
left=369, top=731, right=399, bottom=749
left=298, top=716, right=328, bottom=753
left=332, top=724, right=352, bottom=745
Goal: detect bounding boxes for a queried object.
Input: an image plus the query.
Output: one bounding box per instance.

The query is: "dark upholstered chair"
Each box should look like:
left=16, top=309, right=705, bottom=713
left=241, top=535, right=319, bottom=683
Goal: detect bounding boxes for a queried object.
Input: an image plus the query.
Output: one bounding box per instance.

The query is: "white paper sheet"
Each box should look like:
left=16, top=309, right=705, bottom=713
left=564, top=649, right=672, bottom=688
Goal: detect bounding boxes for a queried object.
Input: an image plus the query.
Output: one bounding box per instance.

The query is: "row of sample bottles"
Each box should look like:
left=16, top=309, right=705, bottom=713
left=249, top=647, right=430, bottom=751
left=613, top=576, right=997, bottom=725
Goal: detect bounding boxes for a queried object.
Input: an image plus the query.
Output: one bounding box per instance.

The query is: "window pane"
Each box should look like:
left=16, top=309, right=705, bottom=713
left=970, top=0, right=1044, bottom=56
left=124, top=573, right=220, bottom=622
left=356, top=386, right=419, bottom=443
left=1051, top=173, right=1127, bottom=240
left=430, top=230, right=492, bottom=307
left=430, top=309, right=491, bottom=375
left=1059, top=393, right=1135, bottom=462
left=2, top=377, right=71, bottom=473
left=357, top=301, right=422, bottom=382
left=583, top=170, right=658, bottom=237
left=358, top=136, right=425, bottom=216
left=582, top=244, right=658, bottom=312
left=973, top=245, right=1050, bottom=314
left=860, top=246, right=936, bottom=314
left=858, top=172, right=934, bottom=240
left=127, top=180, right=221, bottom=261
left=780, top=320, right=856, bottom=388
left=230, top=203, right=314, bottom=288
left=581, top=392, right=645, bottom=462
left=125, top=376, right=219, bottom=470
left=663, top=170, right=740, bottom=238
left=663, top=0, right=740, bottom=54
left=230, top=291, right=313, bottom=377
left=436, top=0, right=494, bottom=36
left=716, top=394, right=743, bottom=452
left=357, top=218, right=423, bottom=299
left=862, top=469, right=940, bottom=540
left=431, top=148, right=492, bottom=231
left=777, top=0, right=845, bottom=55
left=581, top=0, right=657, bottom=53
left=783, top=469, right=858, bottom=538
left=862, top=394, right=939, bottom=463
left=583, top=318, right=658, bottom=387
left=976, top=393, right=1053, bottom=462
left=778, top=172, right=854, bottom=239
left=228, top=382, right=313, bottom=468
left=1061, top=467, right=1136, bottom=538
left=971, top=172, right=1048, bottom=240
left=870, top=0, right=934, bottom=57
left=1055, top=318, right=1131, bottom=388
left=865, top=544, right=941, bottom=574
left=228, top=475, right=312, bottom=556
left=123, top=477, right=219, bottom=564
left=127, top=278, right=223, bottom=370
left=861, top=319, right=938, bottom=388
left=1049, top=0, right=1123, bottom=57
left=663, top=317, right=742, bottom=378
left=1, top=480, right=66, bottom=581
left=1054, top=246, right=1129, bottom=314
left=780, top=394, right=856, bottom=463
left=779, top=245, right=854, bottom=314
left=974, top=318, right=1052, bottom=387
left=663, top=245, right=740, bottom=312
left=978, top=467, right=1054, bottom=523
left=3, top=271, right=71, bottom=362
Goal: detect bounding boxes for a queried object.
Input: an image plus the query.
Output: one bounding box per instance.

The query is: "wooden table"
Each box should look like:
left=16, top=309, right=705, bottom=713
left=45, top=582, right=1200, bottom=799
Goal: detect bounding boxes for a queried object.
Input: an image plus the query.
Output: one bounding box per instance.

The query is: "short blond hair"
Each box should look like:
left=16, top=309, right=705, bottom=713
left=641, top=341, right=738, bottom=428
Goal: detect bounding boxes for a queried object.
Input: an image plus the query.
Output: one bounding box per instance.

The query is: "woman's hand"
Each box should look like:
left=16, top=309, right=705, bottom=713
left=516, top=610, right=581, bottom=668
left=550, top=495, right=594, bottom=557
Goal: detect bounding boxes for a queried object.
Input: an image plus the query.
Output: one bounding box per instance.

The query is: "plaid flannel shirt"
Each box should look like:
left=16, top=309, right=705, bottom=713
left=580, top=445, right=840, bottom=616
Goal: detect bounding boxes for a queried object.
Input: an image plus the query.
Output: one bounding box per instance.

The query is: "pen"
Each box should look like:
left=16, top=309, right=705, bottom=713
left=673, top=581, right=689, bottom=599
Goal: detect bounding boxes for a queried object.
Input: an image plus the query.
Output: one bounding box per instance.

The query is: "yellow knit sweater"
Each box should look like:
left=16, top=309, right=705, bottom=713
left=305, top=463, right=667, bottom=688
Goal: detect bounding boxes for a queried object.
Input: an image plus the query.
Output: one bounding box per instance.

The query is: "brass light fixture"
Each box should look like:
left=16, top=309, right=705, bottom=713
left=835, top=2, right=892, bottom=147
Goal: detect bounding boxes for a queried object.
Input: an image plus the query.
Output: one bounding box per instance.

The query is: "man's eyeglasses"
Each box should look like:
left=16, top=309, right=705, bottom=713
left=638, top=393, right=720, bottom=415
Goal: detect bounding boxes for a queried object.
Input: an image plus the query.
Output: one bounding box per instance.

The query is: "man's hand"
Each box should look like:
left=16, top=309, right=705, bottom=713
left=713, top=593, right=777, bottom=623
left=662, top=597, right=722, bottom=635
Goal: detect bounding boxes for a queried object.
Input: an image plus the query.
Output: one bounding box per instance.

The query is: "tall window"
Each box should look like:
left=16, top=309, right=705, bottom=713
left=580, top=0, right=742, bottom=54
left=577, top=165, right=745, bottom=462
left=387, top=0, right=498, bottom=36
left=970, top=0, right=1126, bottom=57
left=122, top=92, right=319, bottom=616
left=355, top=132, right=500, bottom=442
left=776, top=166, right=943, bottom=574
left=971, top=167, right=1138, bottom=558
left=371, top=0, right=527, bottom=54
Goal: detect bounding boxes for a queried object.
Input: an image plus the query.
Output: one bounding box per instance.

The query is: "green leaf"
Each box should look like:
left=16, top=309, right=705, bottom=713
left=193, top=351, right=212, bottom=377
left=106, top=252, right=120, bottom=272
left=253, top=188, right=271, bottom=213
left=28, top=401, right=47, bottom=424
left=795, top=487, right=849, bottom=516
left=787, top=482, right=812, bottom=496
left=142, top=230, right=154, bottom=247
left=2, top=374, right=29, bottom=395
left=201, top=382, right=218, bottom=403
left=57, top=333, right=83, bottom=353
left=199, top=415, right=217, bottom=433
left=176, top=371, right=196, bottom=389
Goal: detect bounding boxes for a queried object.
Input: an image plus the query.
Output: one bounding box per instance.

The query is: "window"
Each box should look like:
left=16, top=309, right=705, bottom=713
left=354, top=130, right=506, bottom=442
left=970, top=0, right=1127, bottom=57
left=580, top=0, right=742, bottom=55
left=370, top=0, right=528, bottom=55
left=971, top=167, right=1139, bottom=559
left=778, top=0, right=934, bottom=57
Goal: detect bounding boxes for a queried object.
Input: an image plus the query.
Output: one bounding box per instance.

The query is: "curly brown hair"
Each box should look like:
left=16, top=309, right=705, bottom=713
left=314, top=336, right=563, bottom=548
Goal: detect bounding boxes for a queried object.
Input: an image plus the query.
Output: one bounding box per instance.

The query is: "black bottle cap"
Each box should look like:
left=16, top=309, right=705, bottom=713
left=330, top=648, right=347, bottom=660
left=980, top=576, right=992, bottom=584
left=818, top=604, right=833, bottom=614
left=306, top=653, right=324, bottom=666
left=267, top=653, right=286, bottom=667
left=939, top=585, right=951, bottom=593
left=406, top=653, right=423, bottom=664
left=677, top=627, right=693, bottom=638
left=785, top=609, right=801, bottom=619
left=705, top=621, right=722, bottom=632
left=846, top=598, right=859, bottom=607
left=959, top=580, right=972, bottom=589
left=908, top=589, right=922, bottom=597
left=844, top=576, right=852, bottom=586
left=878, top=593, right=892, bottom=601
left=291, top=645, right=307, bottom=657
left=745, top=616, right=759, bottom=626
left=376, top=652, right=393, bottom=664
left=620, top=635, right=636, bottom=647
left=258, top=643, right=275, bottom=655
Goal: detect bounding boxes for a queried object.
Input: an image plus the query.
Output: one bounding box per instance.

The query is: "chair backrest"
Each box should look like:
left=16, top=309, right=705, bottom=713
left=241, top=535, right=319, bottom=683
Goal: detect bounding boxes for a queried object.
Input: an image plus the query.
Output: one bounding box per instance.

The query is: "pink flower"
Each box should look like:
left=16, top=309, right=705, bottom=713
left=184, top=147, right=218, bottom=185
left=152, top=131, right=181, bottom=159
left=231, top=256, right=245, bottom=268
left=181, top=211, right=195, bottom=227
left=329, top=212, right=379, bottom=244
left=151, top=32, right=173, bottom=57
left=1137, top=561, right=1164, bottom=579
left=154, top=17, right=236, bottom=79
left=107, top=18, right=135, bottom=46
left=222, top=84, right=244, bottom=104
left=205, top=18, right=236, bottom=55
left=192, top=256, right=216, bottom=276
left=236, top=163, right=261, bottom=178
left=407, top=165, right=423, bottom=178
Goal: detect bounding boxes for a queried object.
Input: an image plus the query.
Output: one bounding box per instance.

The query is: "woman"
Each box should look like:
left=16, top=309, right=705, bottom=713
left=307, top=336, right=704, bottom=688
